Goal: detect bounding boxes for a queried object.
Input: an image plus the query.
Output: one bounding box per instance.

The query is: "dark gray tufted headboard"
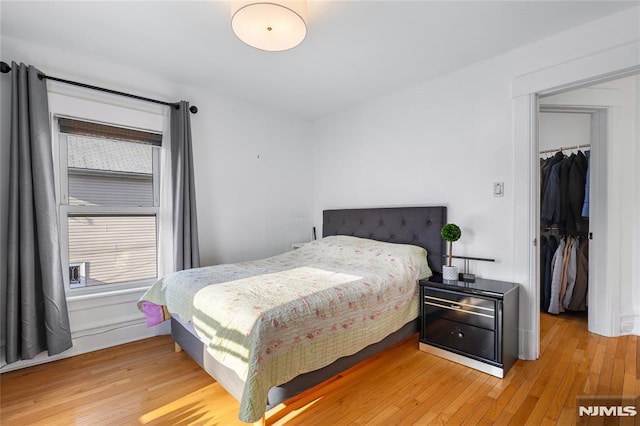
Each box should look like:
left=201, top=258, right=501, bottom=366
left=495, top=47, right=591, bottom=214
left=322, top=206, right=447, bottom=274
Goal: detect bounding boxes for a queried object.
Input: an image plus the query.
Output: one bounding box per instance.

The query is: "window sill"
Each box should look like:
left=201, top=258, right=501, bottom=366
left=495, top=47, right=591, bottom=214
left=66, top=283, right=154, bottom=302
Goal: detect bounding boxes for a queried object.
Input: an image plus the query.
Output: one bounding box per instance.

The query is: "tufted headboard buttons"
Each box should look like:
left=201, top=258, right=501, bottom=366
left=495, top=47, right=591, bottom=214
left=322, top=206, right=447, bottom=274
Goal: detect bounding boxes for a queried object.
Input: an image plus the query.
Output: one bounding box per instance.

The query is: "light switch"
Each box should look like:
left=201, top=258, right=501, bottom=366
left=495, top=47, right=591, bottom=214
left=494, top=182, right=504, bottom=197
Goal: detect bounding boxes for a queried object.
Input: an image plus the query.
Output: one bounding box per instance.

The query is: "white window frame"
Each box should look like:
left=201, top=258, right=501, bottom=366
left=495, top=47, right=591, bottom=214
left=57, top=124, right=161, bottom=294
left=49, top=88, right=169, bottom=296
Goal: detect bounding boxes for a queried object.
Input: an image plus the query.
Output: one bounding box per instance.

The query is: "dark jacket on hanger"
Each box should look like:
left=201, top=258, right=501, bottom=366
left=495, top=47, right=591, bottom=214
left=541, top=161, right=562, bottom=224
left=541, top=152, right=564, bottom=203
left=567, top=151, right=588, bottom=236
left=582, top=150, right=591, bottom=217
left=558, top=154, right=575, bottom=234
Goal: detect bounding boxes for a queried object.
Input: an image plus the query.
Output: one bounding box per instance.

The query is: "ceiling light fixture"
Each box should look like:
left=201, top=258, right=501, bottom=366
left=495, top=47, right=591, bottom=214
left=231, top=1, right=307, bottom=51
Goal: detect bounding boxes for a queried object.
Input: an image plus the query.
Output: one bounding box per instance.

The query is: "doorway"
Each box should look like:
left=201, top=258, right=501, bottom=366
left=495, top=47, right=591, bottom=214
left=512, top=45, right=639, bottom=360
left=536, top=102, right=608, bottom=333
left=536, top=74, right=638, bottom=339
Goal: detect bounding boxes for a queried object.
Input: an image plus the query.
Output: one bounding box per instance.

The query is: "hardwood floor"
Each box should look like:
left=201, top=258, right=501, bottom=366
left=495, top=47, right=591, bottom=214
left=1, top=312, right=637, bottom=425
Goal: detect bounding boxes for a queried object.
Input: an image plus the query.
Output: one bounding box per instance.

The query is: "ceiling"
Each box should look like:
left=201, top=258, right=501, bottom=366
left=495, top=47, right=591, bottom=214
left=1, top=1, right=637, bottom=119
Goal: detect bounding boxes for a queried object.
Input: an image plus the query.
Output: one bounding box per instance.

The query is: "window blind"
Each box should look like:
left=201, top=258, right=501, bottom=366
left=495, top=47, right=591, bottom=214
left=58, top=117, right=162, bottom=146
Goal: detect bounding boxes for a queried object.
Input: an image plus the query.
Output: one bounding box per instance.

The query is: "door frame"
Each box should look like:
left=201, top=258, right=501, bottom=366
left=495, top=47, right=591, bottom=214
left=511, top=41, right=639, bottom=360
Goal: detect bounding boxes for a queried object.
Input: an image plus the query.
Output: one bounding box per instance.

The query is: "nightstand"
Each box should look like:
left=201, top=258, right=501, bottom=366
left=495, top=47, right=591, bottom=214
left=419, top=275, right=519, bottom=378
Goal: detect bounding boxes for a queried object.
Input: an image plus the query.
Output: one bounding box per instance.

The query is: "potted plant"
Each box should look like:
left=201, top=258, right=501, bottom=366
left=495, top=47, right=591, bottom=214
left=441, top=223, right=461, bottom=281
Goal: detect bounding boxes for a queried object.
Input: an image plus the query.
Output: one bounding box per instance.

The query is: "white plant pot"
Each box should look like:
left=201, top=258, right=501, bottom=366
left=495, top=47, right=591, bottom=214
left=442, top=265, right=459, bottom=281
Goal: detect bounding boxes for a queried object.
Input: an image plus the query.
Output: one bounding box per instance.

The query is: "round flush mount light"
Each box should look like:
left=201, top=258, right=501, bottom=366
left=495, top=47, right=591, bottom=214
left=231, top=1, right=307, bottom=51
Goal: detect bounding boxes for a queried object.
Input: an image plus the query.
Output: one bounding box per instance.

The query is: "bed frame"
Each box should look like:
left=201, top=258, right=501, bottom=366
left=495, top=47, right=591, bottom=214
left=171, top=206, right=447, bottom=420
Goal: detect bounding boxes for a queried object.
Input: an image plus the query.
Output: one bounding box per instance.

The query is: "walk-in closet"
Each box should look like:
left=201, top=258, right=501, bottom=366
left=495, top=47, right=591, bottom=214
left=538, top=110, right=591, bottom=318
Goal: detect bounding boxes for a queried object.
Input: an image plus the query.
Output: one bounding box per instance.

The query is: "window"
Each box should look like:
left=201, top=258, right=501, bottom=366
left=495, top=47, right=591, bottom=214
left=57, top=117, right=162, bottom=291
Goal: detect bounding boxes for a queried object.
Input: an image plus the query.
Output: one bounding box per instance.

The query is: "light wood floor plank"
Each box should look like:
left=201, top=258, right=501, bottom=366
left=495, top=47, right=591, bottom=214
left=2, top=311, right=638, bottom=425
left=524, top=320, right=583, bottom=424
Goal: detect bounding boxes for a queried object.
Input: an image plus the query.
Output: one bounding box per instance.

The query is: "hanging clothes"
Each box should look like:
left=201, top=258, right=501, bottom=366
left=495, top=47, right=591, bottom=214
left=567, top=150, right=588, bottom=236
left=582, top=150, right=591, bottom=217
left=541, top=160, right=562, bottom=224
left=568, top=238, right=589, bottom=311
left=562, top=238, right=578, bottom=309
left=558, top=237, right=575, bottom=312
left=542, top=234, right=558, bottom=311
left=558, top=154, right=575, bottom=235
left=548, top=237, right=566, bottom=315
left=541, top=151, right=564, bottom=202
left=540, top=147, right=589, bottom=314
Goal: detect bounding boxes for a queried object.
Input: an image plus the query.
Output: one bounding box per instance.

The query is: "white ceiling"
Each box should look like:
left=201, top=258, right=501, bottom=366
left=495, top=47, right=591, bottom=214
left=1, top=1, right=637, bottom=119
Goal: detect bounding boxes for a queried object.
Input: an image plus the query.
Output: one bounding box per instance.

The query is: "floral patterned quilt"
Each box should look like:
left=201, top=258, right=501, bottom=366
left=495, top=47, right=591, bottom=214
left=138, top=235, right=431, bottom=422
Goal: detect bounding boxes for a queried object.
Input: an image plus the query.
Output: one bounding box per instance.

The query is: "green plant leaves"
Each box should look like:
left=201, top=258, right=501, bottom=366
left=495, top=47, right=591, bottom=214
left=441, top=223, right=461, bottom=242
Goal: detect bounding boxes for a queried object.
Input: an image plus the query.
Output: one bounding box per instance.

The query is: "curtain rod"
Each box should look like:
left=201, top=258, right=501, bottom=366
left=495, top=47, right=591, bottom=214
left=0, top=61, right=197, bottom=114
left=539, top=144, right=590, bottom=155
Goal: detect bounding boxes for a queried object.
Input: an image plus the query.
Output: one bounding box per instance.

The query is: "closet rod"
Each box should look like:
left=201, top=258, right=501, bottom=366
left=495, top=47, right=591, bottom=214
left=0, top=61, right=198, bottom=114
left=539, top=144, right=590, bottom=155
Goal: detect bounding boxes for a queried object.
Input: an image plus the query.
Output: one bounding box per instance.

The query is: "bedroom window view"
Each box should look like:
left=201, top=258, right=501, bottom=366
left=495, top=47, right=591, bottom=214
left=58, top=118, right=161, bottom=289
left=67, top=215, right=157, bottom=287
left=67, top=135, right=154, bottom=206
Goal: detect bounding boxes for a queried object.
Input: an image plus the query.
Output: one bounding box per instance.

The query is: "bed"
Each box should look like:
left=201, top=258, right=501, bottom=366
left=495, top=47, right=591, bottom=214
left=139, top=206, right=447, bottom=423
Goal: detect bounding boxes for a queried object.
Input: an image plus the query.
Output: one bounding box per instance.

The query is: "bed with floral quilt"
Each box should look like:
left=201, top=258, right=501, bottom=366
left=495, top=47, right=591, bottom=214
left=138, top=206, right=446, bottom=423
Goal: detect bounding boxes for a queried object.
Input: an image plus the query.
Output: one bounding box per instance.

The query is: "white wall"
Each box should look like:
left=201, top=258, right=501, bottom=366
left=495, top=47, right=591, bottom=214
left=313, top=7, right=640, bottom=354
left=312, top=63, right=515, bottom=278
left=189, top=93, right=314, bottom=265
left=539, top=112, right=591, bottom=152
left=0, top=36, right=313, bottom=369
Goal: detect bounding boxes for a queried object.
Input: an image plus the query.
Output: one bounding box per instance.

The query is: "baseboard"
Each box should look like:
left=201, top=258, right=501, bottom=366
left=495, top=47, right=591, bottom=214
left=619, top=313, right=640, bottom=335
left=1, top=319, right=170, bottom=373
left=519, top=328, right=538, bottom=360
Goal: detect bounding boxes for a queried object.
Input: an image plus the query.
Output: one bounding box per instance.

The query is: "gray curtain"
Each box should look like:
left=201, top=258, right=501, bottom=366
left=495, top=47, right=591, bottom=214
left=4, top=62, right=72, bottom=365
left=171, top=101, right=200, bottom=270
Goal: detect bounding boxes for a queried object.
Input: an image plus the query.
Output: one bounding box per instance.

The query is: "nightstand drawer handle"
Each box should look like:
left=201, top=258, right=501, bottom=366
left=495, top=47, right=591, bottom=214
left=424, top=295, right=494, bottom=312
left=424, top=301, right=495, bottom=319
